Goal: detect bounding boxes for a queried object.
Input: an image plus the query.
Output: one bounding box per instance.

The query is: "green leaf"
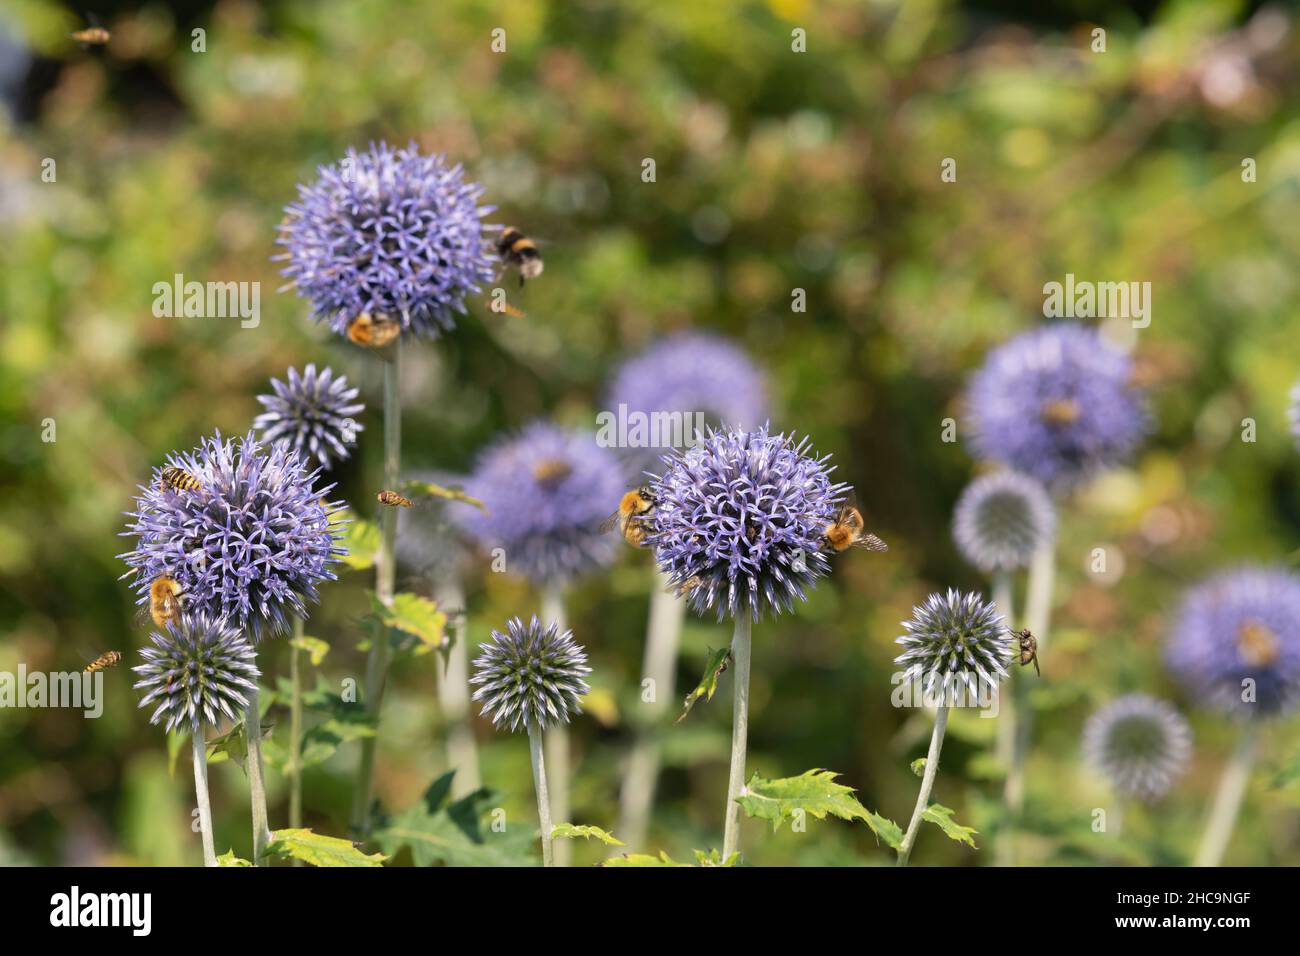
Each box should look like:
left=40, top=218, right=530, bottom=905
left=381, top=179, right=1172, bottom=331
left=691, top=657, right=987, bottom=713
left=736, top=769, right=876, bottom=831
left=910, top=757, right=927, bottom=777
left=401, top=479, right=488, bottom=512
left=265, top=828, right=386, bottom=867
left=921, top=804, right=978, bottom=849
left=601, top=850, right=690, bottom=867
left=291, top=635, right=331, bottom=666
left=551, top=823, right=624, bottom=846
left=299, top=718, right=376, bottom=768
left=338, top=514, right=380, bottom=570
left=865, top=811, right=904, bottom=850
left=369, top=591, right=448, bottom=657
left=692, top=848, right=740, bottom=866
left=676, top=646, right=732, bottom=723
left=215, top=849, right=251, bottom=867
left=374, top=772, right=539, bottom=867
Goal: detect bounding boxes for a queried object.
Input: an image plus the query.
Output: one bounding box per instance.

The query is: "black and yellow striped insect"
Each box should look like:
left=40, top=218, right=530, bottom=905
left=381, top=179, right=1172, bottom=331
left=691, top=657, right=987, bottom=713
left=159, top=466, right=202, bottom=494
left=496, top=227, right=544, bottom=287
left=84, top=650, right=122, bottom=673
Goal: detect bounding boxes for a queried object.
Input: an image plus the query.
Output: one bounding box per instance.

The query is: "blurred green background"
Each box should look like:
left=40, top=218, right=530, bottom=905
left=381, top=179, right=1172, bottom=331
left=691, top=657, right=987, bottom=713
left=2, top=0, right=1299, bottom=866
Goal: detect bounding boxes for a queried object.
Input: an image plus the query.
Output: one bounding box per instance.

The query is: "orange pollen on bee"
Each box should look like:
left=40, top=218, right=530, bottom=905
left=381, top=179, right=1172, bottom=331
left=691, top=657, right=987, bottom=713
left=1040, top=398, right=1081, bottom=425
left=1237, top=619, right=1280, bottom=667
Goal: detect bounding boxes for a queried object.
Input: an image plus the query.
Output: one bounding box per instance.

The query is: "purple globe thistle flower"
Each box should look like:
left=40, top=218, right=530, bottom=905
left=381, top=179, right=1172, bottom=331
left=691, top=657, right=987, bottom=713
left=604, top=333, right=768, bottom=471
left=470, top=616, right=591, bottom=733
left=952, top=470, right=1055, bottom=574
left=119, top=431, right=343, bottom=642
left=1166, top=567, right=1300, bottom=719
left=895, top=589, right=1012, bottom=704
left=1083, top=694, right=1192, bottom=802
left=966, top=323, right=1148, bottom=489
left=133, top=611, right=261, bottom=734
left=276, top=142, right=495, bottom=341
left=647, top=426, right=848, bottom=622
left=253, top=364, right=364, bottom=470
left=460, top=423, right=626, bottom=587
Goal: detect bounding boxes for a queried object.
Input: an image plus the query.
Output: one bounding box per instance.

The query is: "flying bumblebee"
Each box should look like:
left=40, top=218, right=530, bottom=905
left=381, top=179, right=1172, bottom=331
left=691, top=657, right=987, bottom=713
left=83, top=651, right=122, bottom=674
left=496, top=227, right=544, bottom=287
left=142, top=575, right=183, bottom=630
left=600, top=486, right=657, bottom=548
left=1013, top=628, right=1040, bottom=676
left=346, top=312, right=402, bottom=349
left=377, top=490, right=414, bottom=508
left=821, top=503, right=888, bottom=554
left=159, top=465, right=202, bottom=495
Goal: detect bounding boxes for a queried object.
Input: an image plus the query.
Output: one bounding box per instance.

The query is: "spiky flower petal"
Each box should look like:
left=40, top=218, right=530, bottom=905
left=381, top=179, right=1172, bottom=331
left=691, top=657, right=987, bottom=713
left=648, top=425, right=848, bottom=621
left=966, top=323, right=1148, bottom=489
left=132, top=612, right=260, bottom=734
left=253, top=364, right=364, bottom=470
left=119, top=430, right=342, bottom=642
left=1083, top=694, right=1192, bottom=802
left=1166, top=567, right=1300, bottom=719
left=277, top=141, right=495, bottom=341
left=470, top=616, right=591, bottom=733
left=952, top=470, right=1055, bottom=574
left=895, top=589, right=1012, bottom=704
left=460, top=423, right=626, bottom=587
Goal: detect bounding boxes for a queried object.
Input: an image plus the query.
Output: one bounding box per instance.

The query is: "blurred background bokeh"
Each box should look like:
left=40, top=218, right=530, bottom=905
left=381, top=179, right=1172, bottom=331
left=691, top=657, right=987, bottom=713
left=2, top=0, right=1299, bottom=866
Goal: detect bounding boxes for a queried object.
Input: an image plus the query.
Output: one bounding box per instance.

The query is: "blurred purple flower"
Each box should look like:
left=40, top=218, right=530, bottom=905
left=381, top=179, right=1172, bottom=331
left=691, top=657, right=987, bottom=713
left=461, top=423, right=626, bottom=587
left=277, top=141, right=495, bottom=341
left=952, top=470, right=1055, bottom=574
left=119, top=431, right=343, bottom=642
left=604, top=333, right=768, bottom=471
left=253, top=364, right=364, bottom=470
left=470, top=615, right=591, bottom=733
left=133, top=611, right=260, bottom=734
left=895, top=589, right=1011, bottom=704
left=1166, top=567, right=1300, bottom=719
left=966, top=323, right=1148, bottom=489
left=648, top=425, right=848, bottom=621
left=1083, top=694, right=1191, bottom=802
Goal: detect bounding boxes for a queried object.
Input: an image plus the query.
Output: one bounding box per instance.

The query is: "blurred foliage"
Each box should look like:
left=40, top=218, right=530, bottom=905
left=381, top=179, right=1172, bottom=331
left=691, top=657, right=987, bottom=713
left=1, top=0, right=1299, bottom=866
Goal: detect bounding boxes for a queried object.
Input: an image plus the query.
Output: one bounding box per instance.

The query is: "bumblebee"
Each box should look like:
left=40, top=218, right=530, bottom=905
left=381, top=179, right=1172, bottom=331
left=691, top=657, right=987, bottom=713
left=1013, top=628, right=1040, bottom=675
left=600, top=486, right=657, bottom=548
left=377, top=490, right=414, bottom=508
left=346, top=313, right=402, bottom=348
left=147, top=576, right=183, bottom=630
left=822, top=504, right=888, bottom=554
left=496, top=227, right=544, bottom=287
left=160, top=465, right=202, bottom=495
left=84, top=650, right=122, bottom=673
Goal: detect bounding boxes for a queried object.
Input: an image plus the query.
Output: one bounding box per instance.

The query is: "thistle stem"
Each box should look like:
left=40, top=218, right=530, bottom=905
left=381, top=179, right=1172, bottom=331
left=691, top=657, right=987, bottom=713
left=991, top=570, right=1017, bottom=868
left=897, top=704, right=951, bottom=867
left=528, top=724, right=554, bottom=867
left=541, top=585, right=571, bottom=866
left=245, top=684, right=272, bottom=863
left=351, top=341, right=401, bottom=836
left=191, top=732, right=216, bottom=867
left=435, top=573, right=480, bottom=796
left=1194, top=725, right=1258, bottom=867
left=289, top=615, right=304, bottom=834
left=616, top=568, right=687, bottom=853
left=721, top=613, right=753, bottom=860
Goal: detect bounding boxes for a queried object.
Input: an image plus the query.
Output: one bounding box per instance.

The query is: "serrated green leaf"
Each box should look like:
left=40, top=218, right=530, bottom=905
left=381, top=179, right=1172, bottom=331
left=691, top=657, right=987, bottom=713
left=369, top=592, right=448, bottom=656
left=910, top=757, right=927, bottom=777
left=551, top=823, right=624, bottom=846
left=736, top=769, right=876, bottom=832
left=291, top=635, right=330, bottom=666
left=600, top=850, right=690, bottom=867
left=265, top=828, right=386, bottom=867
left=692, top=848, right=740, bottom=866
left=676, top=646, right=732, bottom=723
left=216, top=849, right=251, bottom=867
left=865, top=811, right=904, bottom=850
left=338, top=514, right=380, bottom=570
left=374, top=772, right=539, bottom=867
left=205, top=719, right=273, bottom=770
left=921, top=804, right=978, bottom=849
left=401, top=480, right=488, bottom=512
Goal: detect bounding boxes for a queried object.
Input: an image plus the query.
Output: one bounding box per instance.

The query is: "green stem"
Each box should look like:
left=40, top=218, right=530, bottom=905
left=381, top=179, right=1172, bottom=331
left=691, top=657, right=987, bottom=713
left=541, top=585, right=571, bottom=866
left=1193, top=725, right=1258, bottom=867
left=435, top=574, right=480, bottom=797
left=528, top=725, right=554, bottom=867
left=897, top=704, right=951, bottom=867
left=245, top=684, right=272, bottom=863
left=351, top=341, right=401, bottom=836
left=615, top=568, right=686, bottom=853
left=991, top=570, right=1017, bottom=868
left=721, top=613, right=753, bottom=860
left=288, top=615, right=304, bottom=865
left=191, top=731, right=216, bottom=867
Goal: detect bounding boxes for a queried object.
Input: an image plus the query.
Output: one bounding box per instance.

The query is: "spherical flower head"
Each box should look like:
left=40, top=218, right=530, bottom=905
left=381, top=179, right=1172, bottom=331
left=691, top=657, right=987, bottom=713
left=1166, top=567, right=1300, bottom=719
left=119, top=430, right=342, bottom=642
left=277, top=141, right=495, bottom=341
left=604, top=333, right=768, bottom=471
left=952, top=470, right=1056, bottom=574
left=895, top=589, right=1012, bottom=704
left=647, top=426, right=848, bottom=622
left=966, top=323, right=1149, bottom=489
left=253, top=364, right=364, bottom=470
left=460, top=423, right=626, bottom=588
left=1083, top=694, right=1192, bottom=802
left=133, top=611, right=260, bottom=734
left=470, top=615, right=591, bottom=733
